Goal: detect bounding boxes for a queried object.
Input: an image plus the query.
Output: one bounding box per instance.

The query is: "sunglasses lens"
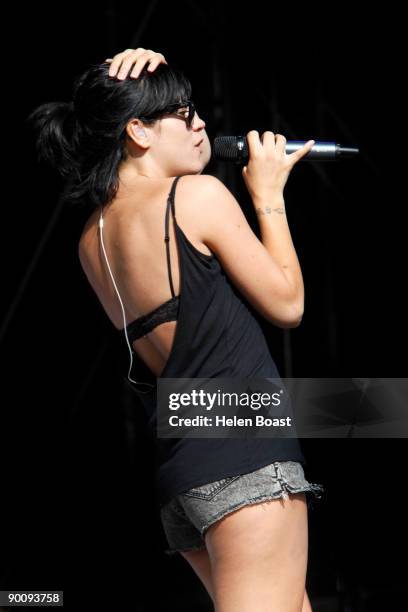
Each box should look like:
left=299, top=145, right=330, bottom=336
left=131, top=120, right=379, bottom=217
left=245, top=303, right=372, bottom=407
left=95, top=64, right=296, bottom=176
left=189, top=102, right=195, bottom=126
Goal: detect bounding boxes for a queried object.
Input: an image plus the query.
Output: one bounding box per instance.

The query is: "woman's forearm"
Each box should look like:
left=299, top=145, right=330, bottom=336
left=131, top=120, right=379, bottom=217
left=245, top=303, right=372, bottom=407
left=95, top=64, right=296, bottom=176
left=252, top=194, right=304, bottom=312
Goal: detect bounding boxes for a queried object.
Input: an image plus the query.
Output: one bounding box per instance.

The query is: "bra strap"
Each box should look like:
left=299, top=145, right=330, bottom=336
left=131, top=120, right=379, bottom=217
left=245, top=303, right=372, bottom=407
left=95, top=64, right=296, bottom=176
left=164, top=176, right=182, bottom=298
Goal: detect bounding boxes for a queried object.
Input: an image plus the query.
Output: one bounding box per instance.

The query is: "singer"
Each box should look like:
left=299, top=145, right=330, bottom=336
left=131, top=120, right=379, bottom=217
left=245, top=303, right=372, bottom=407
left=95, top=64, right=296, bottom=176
left=27, top=47, right=324, bottom=611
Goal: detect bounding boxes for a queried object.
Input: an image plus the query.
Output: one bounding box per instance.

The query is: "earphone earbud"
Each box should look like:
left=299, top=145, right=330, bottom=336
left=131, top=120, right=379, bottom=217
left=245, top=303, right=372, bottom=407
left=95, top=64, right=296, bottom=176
left=134, top=126, right=146, bottom=137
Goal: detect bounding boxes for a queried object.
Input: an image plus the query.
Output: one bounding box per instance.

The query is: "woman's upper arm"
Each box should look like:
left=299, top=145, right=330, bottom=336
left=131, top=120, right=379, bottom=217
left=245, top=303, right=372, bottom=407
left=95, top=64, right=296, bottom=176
left=187, top=175, right=301, bottom=328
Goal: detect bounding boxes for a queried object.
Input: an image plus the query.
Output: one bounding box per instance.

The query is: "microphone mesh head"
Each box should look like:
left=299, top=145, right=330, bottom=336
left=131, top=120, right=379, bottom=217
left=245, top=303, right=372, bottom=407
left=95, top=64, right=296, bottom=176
left=213, top=136, right=248, bottom=162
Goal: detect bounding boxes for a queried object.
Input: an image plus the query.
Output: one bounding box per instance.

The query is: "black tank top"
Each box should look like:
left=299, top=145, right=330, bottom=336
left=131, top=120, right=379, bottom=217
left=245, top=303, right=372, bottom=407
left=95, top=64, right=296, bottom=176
left=117, top=175, right=306, bottom=510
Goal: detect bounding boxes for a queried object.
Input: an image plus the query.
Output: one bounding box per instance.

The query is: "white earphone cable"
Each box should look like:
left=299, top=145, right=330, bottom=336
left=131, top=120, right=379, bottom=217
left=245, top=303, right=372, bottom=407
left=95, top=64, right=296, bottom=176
left=98, top=208, right=155, bottom=392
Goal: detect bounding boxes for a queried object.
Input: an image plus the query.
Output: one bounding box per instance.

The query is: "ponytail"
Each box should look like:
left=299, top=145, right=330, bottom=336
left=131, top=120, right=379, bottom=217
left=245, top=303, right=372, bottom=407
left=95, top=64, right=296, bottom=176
left=26, top=100, right=80, bottom=180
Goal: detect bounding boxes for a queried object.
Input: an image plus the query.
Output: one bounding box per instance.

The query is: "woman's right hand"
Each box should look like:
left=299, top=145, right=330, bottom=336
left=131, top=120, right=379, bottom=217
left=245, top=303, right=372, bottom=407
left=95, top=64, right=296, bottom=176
left=105, top=48, right=168, bottom=79
left=242, top=131, right=315, bottom=202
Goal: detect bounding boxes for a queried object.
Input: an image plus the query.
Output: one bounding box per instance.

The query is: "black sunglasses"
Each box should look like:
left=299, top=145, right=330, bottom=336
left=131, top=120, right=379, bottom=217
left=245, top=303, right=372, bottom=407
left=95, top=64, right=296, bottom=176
left=139, top=100, right=196, bottom=128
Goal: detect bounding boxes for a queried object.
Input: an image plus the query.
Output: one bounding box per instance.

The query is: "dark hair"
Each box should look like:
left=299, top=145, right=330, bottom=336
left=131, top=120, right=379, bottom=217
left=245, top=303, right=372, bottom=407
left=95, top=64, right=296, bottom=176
left=26, top=61, right=192, bottom=211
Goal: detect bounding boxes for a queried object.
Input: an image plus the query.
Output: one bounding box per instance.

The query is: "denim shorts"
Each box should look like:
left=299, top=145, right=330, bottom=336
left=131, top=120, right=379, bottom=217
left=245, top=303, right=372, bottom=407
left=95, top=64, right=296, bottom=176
left=160, top=461, right=325, bottom=556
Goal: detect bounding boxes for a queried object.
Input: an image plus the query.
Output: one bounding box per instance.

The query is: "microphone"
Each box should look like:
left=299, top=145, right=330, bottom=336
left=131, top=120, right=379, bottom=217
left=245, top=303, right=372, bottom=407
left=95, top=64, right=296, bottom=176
left=213, top=136, right=359, bottom=164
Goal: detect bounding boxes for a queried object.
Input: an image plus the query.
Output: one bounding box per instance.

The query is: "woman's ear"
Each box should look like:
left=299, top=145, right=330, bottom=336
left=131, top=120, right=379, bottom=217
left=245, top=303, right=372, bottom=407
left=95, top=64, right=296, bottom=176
left=126, top=120, right=149, bottom=148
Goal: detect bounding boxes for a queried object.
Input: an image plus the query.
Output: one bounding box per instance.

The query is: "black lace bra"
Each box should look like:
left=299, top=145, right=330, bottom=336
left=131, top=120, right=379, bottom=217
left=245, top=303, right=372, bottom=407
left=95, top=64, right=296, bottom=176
left=123, top=294, right=180, bottom=343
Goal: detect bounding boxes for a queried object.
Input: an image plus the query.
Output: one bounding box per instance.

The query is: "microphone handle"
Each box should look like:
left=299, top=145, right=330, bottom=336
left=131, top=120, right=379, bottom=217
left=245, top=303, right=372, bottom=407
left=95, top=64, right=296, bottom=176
left=286, top=141, right=341, bottom=160
left=285, top=141, right=359, bottom=160
left=214, top=137, right=359, bottom=163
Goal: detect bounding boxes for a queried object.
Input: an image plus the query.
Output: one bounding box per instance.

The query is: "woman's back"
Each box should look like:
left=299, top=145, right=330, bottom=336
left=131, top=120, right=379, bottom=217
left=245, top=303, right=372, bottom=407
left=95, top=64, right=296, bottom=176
left=78, top=174, right=213, bottom=377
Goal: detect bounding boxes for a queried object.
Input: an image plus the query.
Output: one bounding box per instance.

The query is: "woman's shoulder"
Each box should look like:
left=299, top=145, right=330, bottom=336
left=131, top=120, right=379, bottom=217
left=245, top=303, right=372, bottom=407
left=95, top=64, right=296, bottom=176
left=78, top=173, right=220, bottom=250
left=173, top=173, right=224, bottom=208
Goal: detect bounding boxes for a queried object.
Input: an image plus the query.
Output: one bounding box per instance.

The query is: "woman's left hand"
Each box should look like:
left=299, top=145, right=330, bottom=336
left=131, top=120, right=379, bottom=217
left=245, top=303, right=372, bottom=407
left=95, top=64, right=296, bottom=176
left=105, top=48, right=168, bottom=80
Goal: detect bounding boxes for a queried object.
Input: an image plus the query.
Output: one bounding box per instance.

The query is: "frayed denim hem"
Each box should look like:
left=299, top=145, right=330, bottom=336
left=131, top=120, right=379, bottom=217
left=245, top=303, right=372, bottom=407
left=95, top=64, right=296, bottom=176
left=200, top=482, right=325, bottom=539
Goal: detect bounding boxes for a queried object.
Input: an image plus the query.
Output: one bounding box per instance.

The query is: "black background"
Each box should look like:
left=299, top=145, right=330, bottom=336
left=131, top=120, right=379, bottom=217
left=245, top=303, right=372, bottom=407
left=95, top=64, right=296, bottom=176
left=0, top=1, right=406, bottom=610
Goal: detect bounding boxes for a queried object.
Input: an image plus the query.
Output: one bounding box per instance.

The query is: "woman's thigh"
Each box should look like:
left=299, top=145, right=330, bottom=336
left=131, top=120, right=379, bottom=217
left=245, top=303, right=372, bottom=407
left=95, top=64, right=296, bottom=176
left=205, top=492, right=308, bottom=612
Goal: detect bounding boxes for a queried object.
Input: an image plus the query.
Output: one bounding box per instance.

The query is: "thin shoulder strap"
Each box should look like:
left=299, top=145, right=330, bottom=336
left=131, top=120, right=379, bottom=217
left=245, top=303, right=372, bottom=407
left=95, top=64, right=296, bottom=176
left=164, top=176, right=182, bottom=298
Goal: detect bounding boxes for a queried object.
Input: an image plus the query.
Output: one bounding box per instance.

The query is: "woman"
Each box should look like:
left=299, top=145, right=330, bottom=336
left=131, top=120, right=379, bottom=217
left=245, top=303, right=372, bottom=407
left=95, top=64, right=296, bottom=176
left=28, top=48, right=324, bottom=611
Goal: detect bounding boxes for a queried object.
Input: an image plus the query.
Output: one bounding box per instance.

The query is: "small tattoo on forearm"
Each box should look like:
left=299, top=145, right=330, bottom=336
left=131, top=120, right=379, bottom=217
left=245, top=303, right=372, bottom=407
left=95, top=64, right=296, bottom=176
left=256, top=206, right=286, bottom=216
